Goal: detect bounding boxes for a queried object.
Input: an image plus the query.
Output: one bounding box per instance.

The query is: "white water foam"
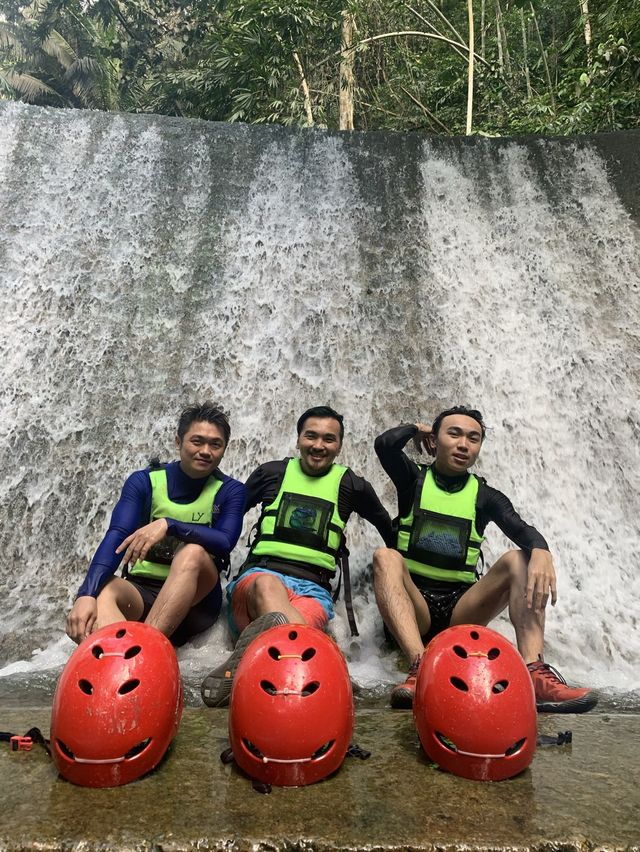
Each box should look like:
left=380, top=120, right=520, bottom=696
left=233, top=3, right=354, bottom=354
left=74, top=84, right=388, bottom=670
left=0, top=104, right=638, bottom=696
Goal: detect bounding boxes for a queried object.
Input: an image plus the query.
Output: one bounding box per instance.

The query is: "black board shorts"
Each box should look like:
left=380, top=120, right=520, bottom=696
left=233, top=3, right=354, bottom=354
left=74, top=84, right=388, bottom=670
left=383, top=579, right=471, bottom=646
left=126, top=575, right=223, bottom=647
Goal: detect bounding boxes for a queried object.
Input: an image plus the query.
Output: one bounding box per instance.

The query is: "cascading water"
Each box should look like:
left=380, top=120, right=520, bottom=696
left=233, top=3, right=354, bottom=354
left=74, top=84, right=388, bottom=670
left=0, top=102, right=638, bottom=705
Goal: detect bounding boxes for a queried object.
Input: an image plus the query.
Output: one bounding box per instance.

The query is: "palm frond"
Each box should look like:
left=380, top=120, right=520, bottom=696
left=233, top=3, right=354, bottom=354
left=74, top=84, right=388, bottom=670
left=41, top=28, right=77, bottom=68
left=0, top=21, right=28, bottom=60
left=0, top=68, right=62, bottom=101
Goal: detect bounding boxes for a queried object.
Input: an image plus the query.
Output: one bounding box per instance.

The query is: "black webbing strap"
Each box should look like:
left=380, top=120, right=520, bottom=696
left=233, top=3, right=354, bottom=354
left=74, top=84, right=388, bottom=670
left=338, top=545, right=359, bottom=637
left=537, top=731, right=572, bottom=747
left=346, top=743, right=371, bottom=759
left=1, top=727, right=51, bottom=756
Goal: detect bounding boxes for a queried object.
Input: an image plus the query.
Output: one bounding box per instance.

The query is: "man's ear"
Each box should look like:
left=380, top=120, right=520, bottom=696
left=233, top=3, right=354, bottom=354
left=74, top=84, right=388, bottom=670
left=175, top=434, right=181, bottom=451
left=427, top=433, right=437, bottom=451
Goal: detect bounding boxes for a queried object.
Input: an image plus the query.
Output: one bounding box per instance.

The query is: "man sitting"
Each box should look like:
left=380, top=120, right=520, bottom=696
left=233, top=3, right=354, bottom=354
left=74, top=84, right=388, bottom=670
left=201, top=405, right=394, bottom=706
left=66, top=402, right=245, bottom=646
left=373, top=406, right=597, bottom=713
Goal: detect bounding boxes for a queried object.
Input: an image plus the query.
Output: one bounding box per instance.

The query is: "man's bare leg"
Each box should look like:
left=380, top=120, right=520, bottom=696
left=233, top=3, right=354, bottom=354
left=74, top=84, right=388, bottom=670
left=245, top=572, right=306, bottom=624
left=146, top=544, right=218, bottom=637
left=95, top=578, right=145, bottom=630
left=450, top=549, right=544, bottom=663
left=372, top=547, right=433, bottom=708
left=372, top=547, right=431, bottom=662
left=450, top=549, right=597, bottom=712
left=200, top=572, right=292, bottom=708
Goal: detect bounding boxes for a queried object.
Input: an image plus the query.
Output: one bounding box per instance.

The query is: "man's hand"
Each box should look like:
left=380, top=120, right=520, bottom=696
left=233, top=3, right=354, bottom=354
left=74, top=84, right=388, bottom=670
left=66, top=596, right=98, bottom=644
left=116, top=518, right=169, bottom=568
left=526, top=548, right=558, bottom=612
left=412, top=422, right=435, bottom=456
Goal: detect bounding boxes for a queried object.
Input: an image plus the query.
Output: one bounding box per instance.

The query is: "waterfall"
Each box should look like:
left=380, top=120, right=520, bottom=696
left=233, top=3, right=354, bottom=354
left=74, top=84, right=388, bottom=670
left=1, top=102, right=638, bottom=698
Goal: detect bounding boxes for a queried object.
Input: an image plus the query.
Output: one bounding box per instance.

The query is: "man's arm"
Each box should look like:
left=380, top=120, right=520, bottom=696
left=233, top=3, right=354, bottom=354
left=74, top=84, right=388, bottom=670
left=114, top=476, right=247, bottom=570
left=478, top=480, right=557, bottom=611
left=339, top=470, right=395, bottom=546
left=67, top=471, right=150, bottom=642
left=165, top=478, right=246, bottom=555
left=243, top=460, right=287, bottom=512
left=76, top=471, right=150, bottom=598
left=374, top=424, right=423, bottom=517
left=477, top=481, right=549, bottom=551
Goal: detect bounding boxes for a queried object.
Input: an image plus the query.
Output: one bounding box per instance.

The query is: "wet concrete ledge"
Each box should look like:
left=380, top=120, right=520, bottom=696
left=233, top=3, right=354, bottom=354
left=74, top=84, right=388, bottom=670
left=1, top=708, right=638, bottom=852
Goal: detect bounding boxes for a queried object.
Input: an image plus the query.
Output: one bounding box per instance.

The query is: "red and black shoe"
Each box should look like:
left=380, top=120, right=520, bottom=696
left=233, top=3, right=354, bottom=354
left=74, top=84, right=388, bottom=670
left=390, top=656, right=421, bottom=709
left=527, top=659, right=598, bottom=714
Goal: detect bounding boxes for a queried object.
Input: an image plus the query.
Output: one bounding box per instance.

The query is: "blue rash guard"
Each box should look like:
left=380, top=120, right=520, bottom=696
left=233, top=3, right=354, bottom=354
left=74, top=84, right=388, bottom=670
left=77, top=461, right=246, bottom=599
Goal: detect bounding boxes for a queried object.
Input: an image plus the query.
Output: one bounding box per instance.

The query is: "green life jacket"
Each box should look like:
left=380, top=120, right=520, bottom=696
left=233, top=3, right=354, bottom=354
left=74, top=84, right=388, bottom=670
left=128, top=468, right=223, bottom=581
left=248, top=458, right=348, bottom=581
left=396, top=466, right=484, bottom=585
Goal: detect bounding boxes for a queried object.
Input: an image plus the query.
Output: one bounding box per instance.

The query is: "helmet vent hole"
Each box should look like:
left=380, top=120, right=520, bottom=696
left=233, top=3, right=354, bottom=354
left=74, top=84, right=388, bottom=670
left=91, top=645, right=104, bottom=659
left=453, top=645, right=468, bottom=658
left=115, top=629, right=126, bottom=638
left=124, top=738, right=151, bottom=759
left=268, top=647, right=281, bottom=660
left=118, top=678, right=140, bottom=695
left=57, top=739, right=75, bottom=759
left=492, top=680, right=509, bottom=694
left=488, top=647, right=500, bottom=660
left=436, top=732, right=458, bottom=753
left=505, top=738, right=526, bottom=756
left=78, top=679, right=93, bottom=695
left=301, top=648, right=316, bottom=661
left=260, top=680, right=278, bottom=695
left=288, top=630, right=298, bottom=641
left=470, top=630, right=480, bottom=640
left=311, top=740, right=334, bottom=760
left=124, top=645, right=141, bottom=659
left=450, top=676, right=469, bottom=692
left=243, top=739, right=265, bottom=759
left=301, top=681, right=320, bottom=696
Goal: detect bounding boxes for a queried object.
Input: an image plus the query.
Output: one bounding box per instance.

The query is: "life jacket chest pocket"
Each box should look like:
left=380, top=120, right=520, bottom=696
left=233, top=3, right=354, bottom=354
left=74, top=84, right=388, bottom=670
left=409, top=509, right=471, bottom=570
left=274, top=492, right=334, bottom=550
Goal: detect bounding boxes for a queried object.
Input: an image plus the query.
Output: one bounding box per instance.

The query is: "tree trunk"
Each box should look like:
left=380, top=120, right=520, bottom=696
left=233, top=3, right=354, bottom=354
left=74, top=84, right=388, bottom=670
left=494, top=0, right=511, bottom=77
left=578, top=0, right=593, bottom=68
left=530, top=2, right=555, bottom=111
left=520, top=8, right=532, bottom=99
left=481, top=0, right=486, bottom=61
left=293, top=51, right=314, bottom=127
left=339, top=10, right=356, bottom=131
left=466, top=0, right=474, bottom=135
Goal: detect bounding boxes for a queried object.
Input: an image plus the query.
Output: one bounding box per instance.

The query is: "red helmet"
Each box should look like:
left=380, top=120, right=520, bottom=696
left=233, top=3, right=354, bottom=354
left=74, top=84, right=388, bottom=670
left=413, top=625, right=536, bottom=781
left=50, top=622, right=183, bottom=787
left=228, top=624, right=354, bottom=787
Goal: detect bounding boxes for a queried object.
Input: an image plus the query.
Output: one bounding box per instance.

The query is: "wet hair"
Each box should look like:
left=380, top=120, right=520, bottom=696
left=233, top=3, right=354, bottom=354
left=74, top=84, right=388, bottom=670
left=177, top=402, right=230, bottom=444
left=296, top=406, right=345, bottom=442
left=431, top=406, right=486, bottom=441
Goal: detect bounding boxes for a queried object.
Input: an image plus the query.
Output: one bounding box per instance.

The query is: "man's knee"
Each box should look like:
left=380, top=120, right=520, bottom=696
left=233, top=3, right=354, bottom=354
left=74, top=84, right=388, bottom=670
left=491, top=549, right=527, bottom=588
left=171, top=543, right=216, bottom=578
left=373, top=547, right=405, bottom=584
left=504, top=549, right=528, bottom=577
left=249, top=573, right=287, bottom=606
left=96, top=576, right=120, bottom=603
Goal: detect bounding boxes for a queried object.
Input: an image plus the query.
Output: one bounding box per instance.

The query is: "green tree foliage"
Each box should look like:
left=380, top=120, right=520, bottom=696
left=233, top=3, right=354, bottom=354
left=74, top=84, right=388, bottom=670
left=0, top=0, right=121, bottom=109
left=1, top=0, right=638, bottom=134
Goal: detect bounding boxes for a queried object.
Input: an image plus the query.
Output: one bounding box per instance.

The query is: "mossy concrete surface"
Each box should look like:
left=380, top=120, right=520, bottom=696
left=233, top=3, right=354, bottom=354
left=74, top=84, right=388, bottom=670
left=0, top=708, right=638, bottom=851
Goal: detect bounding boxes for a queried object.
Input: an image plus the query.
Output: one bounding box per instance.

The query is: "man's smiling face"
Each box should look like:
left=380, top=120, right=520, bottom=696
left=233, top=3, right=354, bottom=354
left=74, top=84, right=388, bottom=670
left=297, top=416, right=343, bottom=476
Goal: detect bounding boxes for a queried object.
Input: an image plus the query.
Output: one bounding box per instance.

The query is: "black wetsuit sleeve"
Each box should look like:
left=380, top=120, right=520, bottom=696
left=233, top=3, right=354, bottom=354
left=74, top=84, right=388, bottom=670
left=76, top=471, right=150, bottom=599
left=476, top=479, right=549, bottom=552
left=244, top=460, right=287, bottom=512
left=374, top=424, right=421, bottom=517
left=338, top=470, right=395, bottom=546
left=166, top=477, right=246, bottom=556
